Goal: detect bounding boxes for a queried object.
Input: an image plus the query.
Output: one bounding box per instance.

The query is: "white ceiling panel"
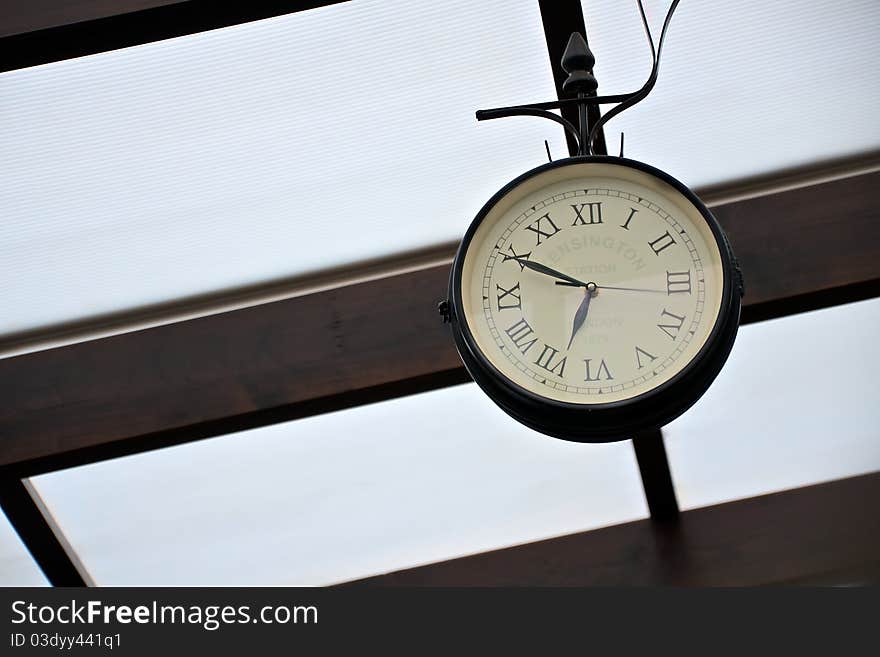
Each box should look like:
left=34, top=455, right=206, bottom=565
left=580, top=0, right=880, bottom=186
left=30, top=383, right=648, bottom=586
left=0, top=0, right=566, bottom=337
left=664, top=297, right=880, bottom=510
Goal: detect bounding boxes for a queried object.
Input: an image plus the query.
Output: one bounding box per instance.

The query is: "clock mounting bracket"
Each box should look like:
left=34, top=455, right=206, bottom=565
left=475, top=0, right=680, bottom=157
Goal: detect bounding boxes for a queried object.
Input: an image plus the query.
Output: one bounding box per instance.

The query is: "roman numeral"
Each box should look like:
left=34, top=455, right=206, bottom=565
left=534, top=344, right=567, bottom=378
left=584, top=358, right=613, bottom=381
left=657, top=309, right=686, bottom=340
left=505, top=318, right=538, bottom=355
left=571, top=202, right=603, bottom=226
left=666, top=270, right=692, bottom=295
left=648, top=230, right=676, bottom=255
left=524, top=213, right=561, bottom=245
left=620, top=207, right=638, bottom=230
left=495, top=282, right=522, bottom=311
left=501, top=245, right=532, bottom=271
left=635, top=346, right=657, bottom=369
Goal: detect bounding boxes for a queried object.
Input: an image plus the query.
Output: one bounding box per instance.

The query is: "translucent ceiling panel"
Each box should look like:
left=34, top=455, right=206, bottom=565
left=31, top=384, right=647, bottom=586
left=0, top=509, right=49, bottom=586
left=0, top=0, right=567, bottom=337
left=664, top=298, right=880, bottom=510
left=580, top=1, right=880, bottom=187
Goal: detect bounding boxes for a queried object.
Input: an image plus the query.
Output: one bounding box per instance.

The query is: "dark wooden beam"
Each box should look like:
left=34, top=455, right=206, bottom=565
left=0, top=1, right=185, bottom=39
left=0, top=478, right=89, bottom=585
left=0, top=0, right=350, bottom=73
left=346, top=472, right=880, bottom=586
left=0, top=171, right=878, bottom=474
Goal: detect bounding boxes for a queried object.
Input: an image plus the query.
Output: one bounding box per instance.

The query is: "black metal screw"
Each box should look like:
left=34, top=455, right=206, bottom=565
left=438, top=299, right=451, bottom=324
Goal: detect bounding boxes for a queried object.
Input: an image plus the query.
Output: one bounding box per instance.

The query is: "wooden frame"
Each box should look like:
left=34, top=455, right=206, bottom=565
left=348, top=472, right=880, bottom=586
left=2, top=169, right=877, bottom=475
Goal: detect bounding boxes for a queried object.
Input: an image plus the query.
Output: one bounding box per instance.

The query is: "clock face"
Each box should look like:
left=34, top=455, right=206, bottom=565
left=458, top=160, right=726, bottom=405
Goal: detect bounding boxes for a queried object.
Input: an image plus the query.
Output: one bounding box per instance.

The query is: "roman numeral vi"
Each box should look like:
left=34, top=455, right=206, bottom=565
left=584, top=358, right=613, bottom=381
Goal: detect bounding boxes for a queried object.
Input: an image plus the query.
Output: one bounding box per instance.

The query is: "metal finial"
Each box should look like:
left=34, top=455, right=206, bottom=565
left=562, top=33, right=598, bottom=96
left=474, top=1, right=680, bottom=156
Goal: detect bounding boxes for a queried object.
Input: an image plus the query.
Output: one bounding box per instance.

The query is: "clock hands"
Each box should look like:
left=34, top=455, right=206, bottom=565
left=567, top=283, right=597, bottom=350
left=510, top=254, right=666, bottom=350
left=508, top=257, right=590, bottom=288
left=555, top=281, right=666, bottom=294
left=510, top=256, right=665, bottom=294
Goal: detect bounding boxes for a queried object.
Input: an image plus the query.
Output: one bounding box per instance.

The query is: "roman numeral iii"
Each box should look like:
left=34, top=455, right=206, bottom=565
left=534, top=344, right=567, bottom=378
left=495, top=282, right=522, bottom=311
left=571, top=202, right=603, bottom=226
left=524, top=213, right=561, bottom=245
left=666, top=270, right=692, bottom=295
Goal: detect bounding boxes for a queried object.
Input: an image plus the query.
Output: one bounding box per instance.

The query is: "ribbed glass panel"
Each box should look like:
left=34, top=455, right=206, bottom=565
left=31, top=384, right=648, bottom=585
left=0, top=0, right=565, bottom=337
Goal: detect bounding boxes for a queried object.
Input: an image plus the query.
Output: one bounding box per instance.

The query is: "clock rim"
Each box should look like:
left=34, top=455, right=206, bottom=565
left=448, top=155, right=741, bottom=441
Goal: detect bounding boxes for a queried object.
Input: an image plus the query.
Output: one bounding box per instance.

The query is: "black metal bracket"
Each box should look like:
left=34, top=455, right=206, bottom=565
left=535, top=1, right=681, bottom=521
left=479, top=1, right=680, bottom=157
left=633, top=429, right=680, bottom=522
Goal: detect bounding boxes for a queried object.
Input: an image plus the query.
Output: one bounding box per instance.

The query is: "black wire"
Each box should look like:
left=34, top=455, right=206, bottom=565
left=587, top=0, right=680, bottom=155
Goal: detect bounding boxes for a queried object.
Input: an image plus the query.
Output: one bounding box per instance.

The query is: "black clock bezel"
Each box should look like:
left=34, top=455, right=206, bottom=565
left=448, top=155, right=742, bottom=443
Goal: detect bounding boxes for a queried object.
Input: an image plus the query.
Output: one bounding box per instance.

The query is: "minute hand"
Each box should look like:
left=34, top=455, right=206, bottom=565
left=555, top=281, right=665, bottom=294
left=511, top=257, right=589, bottom=287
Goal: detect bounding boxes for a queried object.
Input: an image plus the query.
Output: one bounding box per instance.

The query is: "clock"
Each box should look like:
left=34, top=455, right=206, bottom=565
left=444, top=156, right=743, bottom=442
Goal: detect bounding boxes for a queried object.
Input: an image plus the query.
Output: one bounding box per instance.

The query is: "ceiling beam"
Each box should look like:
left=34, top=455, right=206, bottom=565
left=0, top=1, right=186, bottom=39
left=345, top=472, right=880, bottom=586
left=0, top=171, right=878, bottom=475
left=0, top=0, right=350, bottom=73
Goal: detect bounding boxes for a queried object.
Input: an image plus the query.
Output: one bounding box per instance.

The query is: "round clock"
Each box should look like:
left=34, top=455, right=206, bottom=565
left=446, top=156, right=743, bottom=442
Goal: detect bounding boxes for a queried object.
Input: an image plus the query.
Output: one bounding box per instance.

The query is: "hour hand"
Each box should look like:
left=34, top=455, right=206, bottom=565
left=510, top=257, right=589, bottom=288
left=567, top=287, right=594, bottom=350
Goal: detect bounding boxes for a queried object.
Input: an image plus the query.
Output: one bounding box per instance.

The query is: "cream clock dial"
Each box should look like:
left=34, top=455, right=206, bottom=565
left=447, top=157, right=741, bottom=441
left=461, top=161, right=722, bottom=404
